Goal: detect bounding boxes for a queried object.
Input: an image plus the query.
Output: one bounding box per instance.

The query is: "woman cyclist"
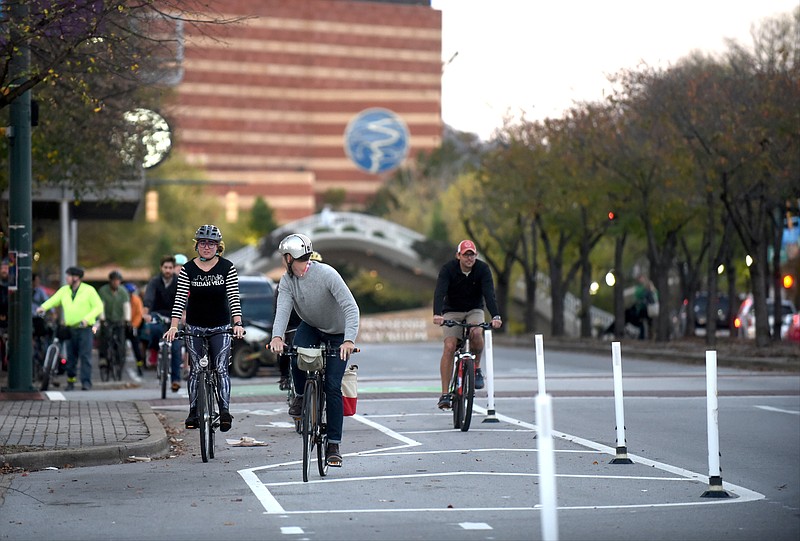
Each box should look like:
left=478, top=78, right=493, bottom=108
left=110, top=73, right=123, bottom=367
left=163, top=224, right=245, bottom=432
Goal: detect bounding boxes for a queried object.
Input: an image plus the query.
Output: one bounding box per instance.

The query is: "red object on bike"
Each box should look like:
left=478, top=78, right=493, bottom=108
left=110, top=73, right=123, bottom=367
left=342, top=365, right=358, bottom=416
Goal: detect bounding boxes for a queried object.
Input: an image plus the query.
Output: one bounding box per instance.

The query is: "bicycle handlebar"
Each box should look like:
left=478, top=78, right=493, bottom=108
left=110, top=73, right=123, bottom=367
left=280, top=344, right=360, bottom=354
left=175, top=328, right=244, bottom=340
left=441, top=320, right=493, bottom=330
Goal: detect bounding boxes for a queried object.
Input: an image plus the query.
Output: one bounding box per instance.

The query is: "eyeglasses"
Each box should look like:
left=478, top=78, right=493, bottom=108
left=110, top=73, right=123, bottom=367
left=198, top=240, right=218, bottom=248
left=460, top=252, right=477, bottom=258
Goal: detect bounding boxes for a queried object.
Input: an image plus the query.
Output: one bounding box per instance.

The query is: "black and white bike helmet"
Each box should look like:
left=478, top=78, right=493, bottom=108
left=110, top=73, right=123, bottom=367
left=278, top=233, right=313, bottom=259
left=195, top=224, right=222, bottom=242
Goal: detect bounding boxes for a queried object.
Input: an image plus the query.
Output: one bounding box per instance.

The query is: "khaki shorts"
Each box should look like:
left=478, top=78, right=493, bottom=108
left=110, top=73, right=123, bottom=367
left=442, top=309, right=485, bottom=340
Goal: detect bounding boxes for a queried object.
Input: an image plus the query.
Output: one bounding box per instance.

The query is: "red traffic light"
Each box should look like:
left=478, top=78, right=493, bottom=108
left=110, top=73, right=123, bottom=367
left=608, top=211, right=616, bottom=221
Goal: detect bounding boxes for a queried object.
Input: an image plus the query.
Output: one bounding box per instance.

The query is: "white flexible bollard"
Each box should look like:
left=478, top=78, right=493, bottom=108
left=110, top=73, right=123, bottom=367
left=701, top=350, right=731, bottom=498
left=482, top=329, right=499, bottom=423
left=536, top=393, right=559, bottom=541
left=610, top=342, right=632, bottom=464
left=535, top=334, right=546, bottom=396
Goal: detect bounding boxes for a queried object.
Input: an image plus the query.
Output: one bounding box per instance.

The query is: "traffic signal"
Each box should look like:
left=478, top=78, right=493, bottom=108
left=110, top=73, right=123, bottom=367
left=608, top=211, right=617, bottom=221
left=783, top=273, right=795, bottom=289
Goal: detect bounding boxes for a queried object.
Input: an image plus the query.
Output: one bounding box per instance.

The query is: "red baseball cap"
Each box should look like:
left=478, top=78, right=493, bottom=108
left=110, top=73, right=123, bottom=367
left=457, top=240, right=477, bottom=255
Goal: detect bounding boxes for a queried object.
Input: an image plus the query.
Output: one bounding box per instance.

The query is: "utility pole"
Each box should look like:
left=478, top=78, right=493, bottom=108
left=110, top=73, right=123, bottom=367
left=5, top=0, right=35, bottom=392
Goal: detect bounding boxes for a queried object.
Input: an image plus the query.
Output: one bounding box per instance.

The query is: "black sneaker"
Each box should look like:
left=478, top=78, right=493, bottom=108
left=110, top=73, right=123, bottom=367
left=185, top=409, right=198, bottom=429
left=437, top=394, right=451, bottom=409
left=326, top=443, right=342, bottom=467
left=219, top=410, right=233, bottom=432
left=475, top=368, right=485, bottom=390
left=278, top=376, right=291, bottom=391
left=288, top=396, right=303, bottom=417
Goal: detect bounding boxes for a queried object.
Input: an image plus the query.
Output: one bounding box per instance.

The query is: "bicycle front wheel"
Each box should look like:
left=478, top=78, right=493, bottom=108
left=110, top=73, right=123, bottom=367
left=111, top=336, right=125, bottom=381
left=301, top=379, right=317, bottom=482
left=208, top=379, right=217, bottom=460
left=459, top=358, right=475, bottom=432
left=198, top=375, right=211, bottom=463
left=452, top=358, right=462, bottom=429
left=158, top=344, right=170, bottom=399
left=40, top=344, right=58, bottom=391
left=317, top=387, right=328, bottom=477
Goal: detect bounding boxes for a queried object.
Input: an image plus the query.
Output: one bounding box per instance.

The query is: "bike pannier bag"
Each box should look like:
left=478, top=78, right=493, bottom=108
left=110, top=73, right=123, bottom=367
left=341, top=364, right=358, bottom=416
left=296, top=347, right=324, bottom=372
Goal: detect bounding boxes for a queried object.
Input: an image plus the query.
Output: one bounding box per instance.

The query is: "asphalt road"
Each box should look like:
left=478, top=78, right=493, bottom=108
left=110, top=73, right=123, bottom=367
left=1, top=341, right=798, bottom=541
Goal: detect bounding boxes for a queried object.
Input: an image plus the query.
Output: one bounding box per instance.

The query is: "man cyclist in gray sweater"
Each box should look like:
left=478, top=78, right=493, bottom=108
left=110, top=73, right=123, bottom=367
left=269, top=233, right=360, bottom=467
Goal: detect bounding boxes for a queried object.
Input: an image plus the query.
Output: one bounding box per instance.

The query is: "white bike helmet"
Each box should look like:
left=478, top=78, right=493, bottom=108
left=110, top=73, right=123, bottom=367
left=278, top=233, right=313, bottom=259
left=194, top=224, right=222, bottom=242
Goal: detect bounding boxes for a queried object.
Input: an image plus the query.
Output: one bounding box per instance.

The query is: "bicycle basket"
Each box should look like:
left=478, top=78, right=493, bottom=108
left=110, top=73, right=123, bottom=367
left=296, top=347, right=324, bottom=372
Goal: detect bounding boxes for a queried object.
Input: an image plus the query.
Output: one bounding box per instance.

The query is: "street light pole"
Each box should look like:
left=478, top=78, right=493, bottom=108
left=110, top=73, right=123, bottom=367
left=5, top=0, right=35, bottom=392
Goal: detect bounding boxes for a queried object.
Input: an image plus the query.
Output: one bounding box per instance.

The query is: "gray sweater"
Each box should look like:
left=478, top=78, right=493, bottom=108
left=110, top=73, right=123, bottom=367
left=272, top=262, right=360, bottom=343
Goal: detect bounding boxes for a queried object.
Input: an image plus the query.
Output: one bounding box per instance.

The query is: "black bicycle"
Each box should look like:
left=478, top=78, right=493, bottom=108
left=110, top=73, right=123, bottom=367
left=175, top=327, right=237, bottom=463
left=150, top=315, right=173, bottom=399
left=287, top=343, right=358, bottom=482
left=40, top=325, right=66, bottom=392
left=442, top=320, right=492, bottom=432
left=99, top=321, right=126, bottom=382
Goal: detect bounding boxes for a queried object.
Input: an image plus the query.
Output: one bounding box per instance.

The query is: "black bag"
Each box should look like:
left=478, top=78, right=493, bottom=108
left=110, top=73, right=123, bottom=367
left=56, top=325, right=72, bottom=341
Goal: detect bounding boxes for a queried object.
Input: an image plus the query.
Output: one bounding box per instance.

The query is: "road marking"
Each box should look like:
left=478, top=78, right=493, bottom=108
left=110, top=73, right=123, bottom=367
left=280, top=526, right=304, bottom=534
left=238, top=403, right=765, bottom=515
left=460, top=522, right=492, bottom=530
left=754, top=405, right=800, bottom=415
left=44, top=391, right=65, bottom=401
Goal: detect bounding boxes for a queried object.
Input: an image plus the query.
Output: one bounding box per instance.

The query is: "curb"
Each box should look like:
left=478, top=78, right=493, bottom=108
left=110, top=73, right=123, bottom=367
left=0, top=401, right=169, bottom=471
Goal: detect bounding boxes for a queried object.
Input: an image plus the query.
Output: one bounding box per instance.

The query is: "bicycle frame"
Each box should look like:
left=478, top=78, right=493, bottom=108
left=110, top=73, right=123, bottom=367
left=176, top=327, right=234, bottom=463
left=443, top=320, right=491, bottom=432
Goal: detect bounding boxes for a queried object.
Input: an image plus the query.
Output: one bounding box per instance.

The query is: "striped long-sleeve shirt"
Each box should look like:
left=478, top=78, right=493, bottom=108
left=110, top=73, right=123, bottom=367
left=171, top=257, right=243, bottom=328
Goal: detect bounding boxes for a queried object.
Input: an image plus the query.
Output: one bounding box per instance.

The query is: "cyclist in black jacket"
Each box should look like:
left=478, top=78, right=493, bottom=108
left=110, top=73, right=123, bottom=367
left=432, top=240, right=502, bottom=409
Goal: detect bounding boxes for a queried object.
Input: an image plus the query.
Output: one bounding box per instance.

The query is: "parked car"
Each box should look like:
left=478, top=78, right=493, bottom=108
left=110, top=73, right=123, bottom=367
left=788, top=313, right=800, bottom=343
left=686, top=292, right=731, bottom=336
left=230, top=274, right=277, bottom=378
left=734, top=295, right=797, bottom=339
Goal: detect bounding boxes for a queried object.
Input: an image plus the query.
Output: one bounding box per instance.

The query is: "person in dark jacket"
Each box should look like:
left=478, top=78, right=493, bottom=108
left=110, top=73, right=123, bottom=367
left=432, top=240, right=502, bottom=409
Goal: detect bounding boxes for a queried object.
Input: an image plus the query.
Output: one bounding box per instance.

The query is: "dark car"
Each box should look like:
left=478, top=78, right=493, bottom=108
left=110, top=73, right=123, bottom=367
left=231, top=275, right=277, bottom=378
left=684, top=292, right=731, bottom=336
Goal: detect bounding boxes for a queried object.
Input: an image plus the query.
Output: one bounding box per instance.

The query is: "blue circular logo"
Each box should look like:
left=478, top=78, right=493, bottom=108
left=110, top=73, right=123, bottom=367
left=344, top=108, right=410, bottom=174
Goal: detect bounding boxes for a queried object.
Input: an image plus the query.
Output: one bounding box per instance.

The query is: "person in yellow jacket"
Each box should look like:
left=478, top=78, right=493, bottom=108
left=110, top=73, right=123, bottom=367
left=36, top=266, right=104, bottom=391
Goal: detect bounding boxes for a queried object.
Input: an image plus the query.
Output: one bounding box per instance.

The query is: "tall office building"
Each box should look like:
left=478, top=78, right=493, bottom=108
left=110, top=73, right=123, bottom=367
left=165, top=0, right=442, bottom=222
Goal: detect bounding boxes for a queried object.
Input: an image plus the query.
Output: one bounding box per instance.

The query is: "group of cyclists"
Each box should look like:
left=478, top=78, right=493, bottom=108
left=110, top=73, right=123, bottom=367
left=25, top=223, right=502, bottom=469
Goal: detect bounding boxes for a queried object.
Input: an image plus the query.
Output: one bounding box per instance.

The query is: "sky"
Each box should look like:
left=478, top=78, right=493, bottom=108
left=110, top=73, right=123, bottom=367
left=431, top=0, right=799, bottom=140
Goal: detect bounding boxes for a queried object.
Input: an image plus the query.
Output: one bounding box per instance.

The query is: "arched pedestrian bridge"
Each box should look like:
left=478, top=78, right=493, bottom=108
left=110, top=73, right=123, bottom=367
left=228, top=211, right=440, bottom=290
left=227, top=211, right=612, bottom=337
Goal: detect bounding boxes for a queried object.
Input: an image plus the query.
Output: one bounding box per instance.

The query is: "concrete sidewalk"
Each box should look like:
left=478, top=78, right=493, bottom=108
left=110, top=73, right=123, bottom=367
left=0, top=397, right=169, bottom=471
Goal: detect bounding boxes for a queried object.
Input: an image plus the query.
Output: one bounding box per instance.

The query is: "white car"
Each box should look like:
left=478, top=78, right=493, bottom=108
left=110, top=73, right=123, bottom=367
left=734, top=295, right=797, bottom=339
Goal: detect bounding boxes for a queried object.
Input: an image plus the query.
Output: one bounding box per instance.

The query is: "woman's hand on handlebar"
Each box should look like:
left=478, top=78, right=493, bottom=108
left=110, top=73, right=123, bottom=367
left=162, top=326, right=179, bottom=342
left=433, top=314, right=444, bottom=326
left=269, top=336, right=284, bottom=353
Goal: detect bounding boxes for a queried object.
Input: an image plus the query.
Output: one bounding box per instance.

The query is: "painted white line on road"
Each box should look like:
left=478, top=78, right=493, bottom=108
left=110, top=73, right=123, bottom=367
left=754, top=405, right=800, bottom=415
left=238, top=403, right=765, bottom=515
left=44, top=391, right=65, bottom=401
left=460, top=522, right=492, bottom=530
left=280, top=526, right=304, bottom=534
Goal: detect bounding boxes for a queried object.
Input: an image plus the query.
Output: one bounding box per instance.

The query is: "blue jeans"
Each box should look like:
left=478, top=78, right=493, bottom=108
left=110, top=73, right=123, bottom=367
left=149, top=320, right=183, bottom=383
left=66, top=326, right=94, bottom=386
left=292, top=322, right=347, bottom=444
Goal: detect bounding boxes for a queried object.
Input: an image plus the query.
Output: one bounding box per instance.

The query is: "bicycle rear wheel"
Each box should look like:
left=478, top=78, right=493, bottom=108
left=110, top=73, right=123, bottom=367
left=301, top=379, right=317, bottom=482
left=198, top=375, right=211, bottom=463
left=40, top=344, right=58, bottom=391
left=459, top=358, right=475, bottom=432
left=158, top=344, right=170, bottom=399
